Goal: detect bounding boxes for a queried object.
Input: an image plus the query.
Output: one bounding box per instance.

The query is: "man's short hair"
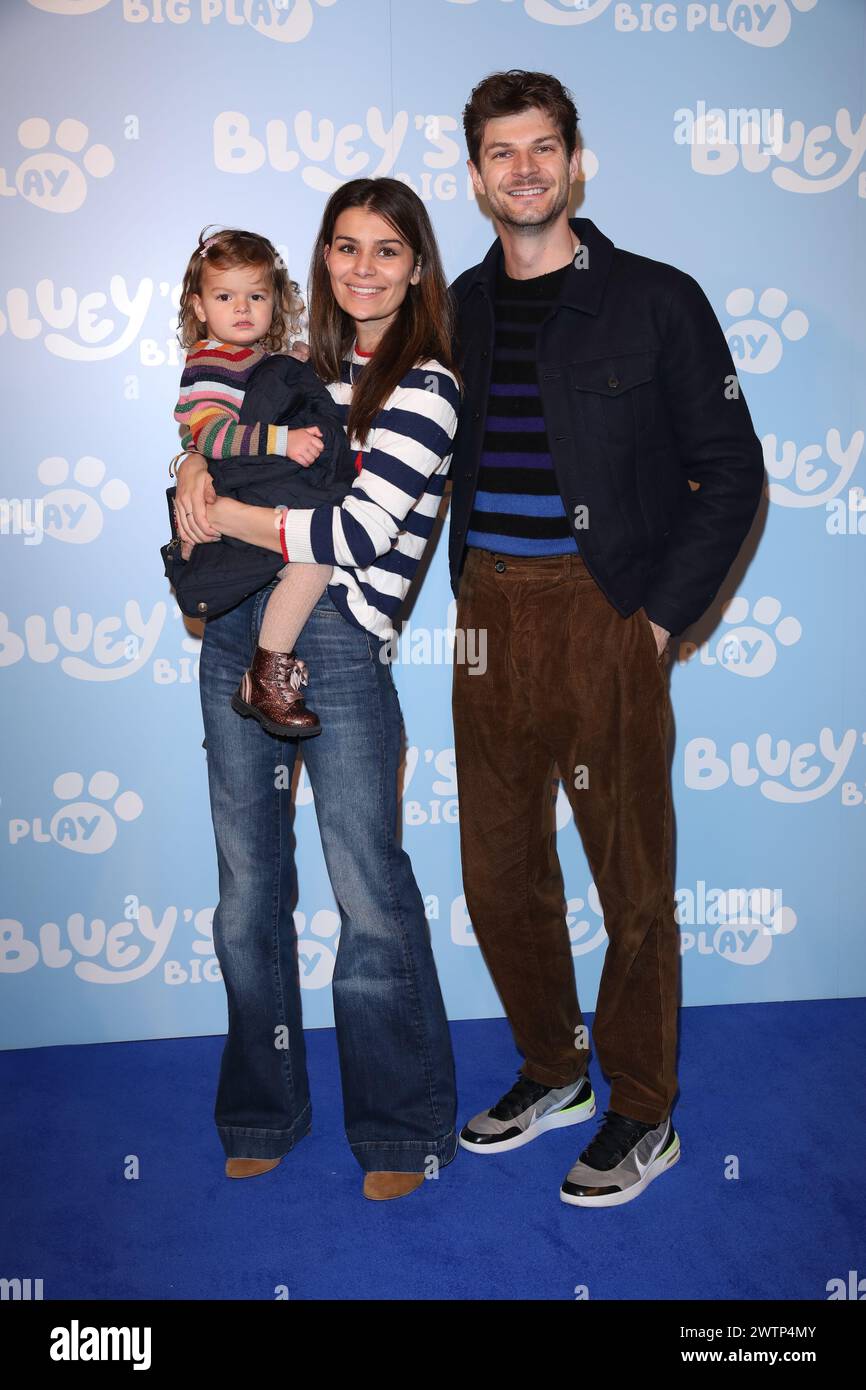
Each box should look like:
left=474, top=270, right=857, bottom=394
left=462, top=69, right=580, bottom=167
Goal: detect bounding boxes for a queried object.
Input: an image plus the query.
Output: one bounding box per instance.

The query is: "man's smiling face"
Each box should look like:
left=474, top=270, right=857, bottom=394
left=468, top=105, right=581, bottom=235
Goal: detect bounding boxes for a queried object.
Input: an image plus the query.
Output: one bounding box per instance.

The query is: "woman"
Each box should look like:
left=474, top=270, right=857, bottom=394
left=174, top=179, right=462, bottom=1201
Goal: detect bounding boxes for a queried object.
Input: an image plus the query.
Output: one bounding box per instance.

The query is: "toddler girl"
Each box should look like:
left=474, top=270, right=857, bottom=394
left=171, top=226, right=354, bottom=737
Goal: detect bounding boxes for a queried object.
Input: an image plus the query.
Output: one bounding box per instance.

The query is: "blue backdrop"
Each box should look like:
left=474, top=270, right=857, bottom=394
left=2, top=0, right=864, bottom=1050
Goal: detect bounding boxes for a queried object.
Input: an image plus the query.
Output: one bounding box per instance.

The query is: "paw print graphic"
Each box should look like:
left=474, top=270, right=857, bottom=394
left=13, top=117, right=114, bottom=213
left=730, top=0, right=818, bottom=49
left=715, top=596, right=802, bottom=677
left=38, top=456, right=130, bottom=543
left=50, top=771, right=143, bottom=854
left=725, top=288, right=809, bottom=374
left=295, top=908, right=340, bottom=989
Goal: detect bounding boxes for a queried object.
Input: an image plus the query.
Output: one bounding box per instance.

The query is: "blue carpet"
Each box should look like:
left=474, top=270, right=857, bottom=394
left=2, top=1001, right=863, bottom=1300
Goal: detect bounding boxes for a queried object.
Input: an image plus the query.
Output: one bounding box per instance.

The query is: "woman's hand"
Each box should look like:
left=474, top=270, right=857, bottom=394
left=206, top=496, right=284, bottom=554
left=174, top=452, right=221, bottom=546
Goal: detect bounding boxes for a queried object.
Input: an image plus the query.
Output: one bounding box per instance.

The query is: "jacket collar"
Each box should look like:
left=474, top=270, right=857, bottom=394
left=462, top=215, right=614, bottom=315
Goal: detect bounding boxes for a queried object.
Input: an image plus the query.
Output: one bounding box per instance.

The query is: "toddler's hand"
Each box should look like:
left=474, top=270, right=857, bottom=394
left=287, top=426, right=324, bottom=467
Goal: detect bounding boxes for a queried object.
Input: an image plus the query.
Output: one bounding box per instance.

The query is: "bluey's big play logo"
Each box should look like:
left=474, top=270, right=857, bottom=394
left=29, top=0, right=340, bottom=44
left=0, top=603, right=167, bottom=680
left=2, top=903, right=213, bottom=983
left=447, top=0, right=819, bottom=48
left=766, top=430, right=864, bottom=512
left=25, top=0, right=823, bottom=48
left=685, top=727, right=865, bottom=802
left=678, top=104, right=866, bottom=195
left=0, top=275, right=152, bottom=359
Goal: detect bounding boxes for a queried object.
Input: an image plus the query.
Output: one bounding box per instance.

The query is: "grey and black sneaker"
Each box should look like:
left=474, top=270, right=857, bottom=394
left=459, top=1071, right=596, bottom=1154
left=560, top=1109, right=681, bottom=1207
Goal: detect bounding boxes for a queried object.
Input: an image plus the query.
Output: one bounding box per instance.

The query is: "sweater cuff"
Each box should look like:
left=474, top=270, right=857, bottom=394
left=280, top=506, right=317, bottom=563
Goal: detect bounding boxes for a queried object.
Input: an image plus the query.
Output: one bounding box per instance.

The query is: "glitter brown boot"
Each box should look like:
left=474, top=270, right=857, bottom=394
left=231, top=645, right=321, bottom=738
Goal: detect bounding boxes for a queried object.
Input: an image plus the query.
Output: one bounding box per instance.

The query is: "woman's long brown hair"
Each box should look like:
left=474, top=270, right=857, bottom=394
left=308, top=178, right=461, bottom=446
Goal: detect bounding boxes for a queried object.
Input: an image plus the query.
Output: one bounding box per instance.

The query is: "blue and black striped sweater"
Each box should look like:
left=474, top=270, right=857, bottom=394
left=466, top=259, right=579, bottom=558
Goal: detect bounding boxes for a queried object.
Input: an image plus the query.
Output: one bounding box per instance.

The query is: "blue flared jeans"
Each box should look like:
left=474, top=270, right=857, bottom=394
left=198, top=579, right=458, bottom=1173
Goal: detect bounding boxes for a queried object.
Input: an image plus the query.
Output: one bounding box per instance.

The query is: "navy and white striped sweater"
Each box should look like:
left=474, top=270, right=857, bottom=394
left=281, top=347, right=460, bottom=639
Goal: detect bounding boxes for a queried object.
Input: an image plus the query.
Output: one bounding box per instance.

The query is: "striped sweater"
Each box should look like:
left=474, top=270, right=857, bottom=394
left=281, top=347, right=460, bottom=639
left=174, top=337, right=303, bottom=458
left=466, top=260, right=578, bottom=556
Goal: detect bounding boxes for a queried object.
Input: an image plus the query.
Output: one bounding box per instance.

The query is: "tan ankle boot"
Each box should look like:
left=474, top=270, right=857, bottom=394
left=362, top=1171, right=425, bottom=1201
left=225, top=1156, right=283, bottom=1179
left=231, top=645, right=321, bottom=738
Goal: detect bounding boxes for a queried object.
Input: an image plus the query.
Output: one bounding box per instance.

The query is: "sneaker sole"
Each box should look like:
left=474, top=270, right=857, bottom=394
left=559, top=1131, right=681, bottom=1208
left=458, top=1089, right=596, bottom=1155
left=231, top=692, right=322, bottom=739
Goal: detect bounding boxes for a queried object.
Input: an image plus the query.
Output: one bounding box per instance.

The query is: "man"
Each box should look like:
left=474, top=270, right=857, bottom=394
left=449, top=70, right=764, bottom=1207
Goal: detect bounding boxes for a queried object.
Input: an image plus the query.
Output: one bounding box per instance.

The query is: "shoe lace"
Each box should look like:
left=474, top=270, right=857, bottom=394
left=489, top=1073, right=552, bottom=1121
left=270, top=652, right=309, bottom=693
left=286, top=656, right=309, bottom=693
left=581, top=1109, right=651, bottom=1169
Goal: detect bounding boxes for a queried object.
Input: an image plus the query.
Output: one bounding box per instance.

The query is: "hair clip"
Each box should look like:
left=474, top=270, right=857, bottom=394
left=199, top=236, right=218, bottom=257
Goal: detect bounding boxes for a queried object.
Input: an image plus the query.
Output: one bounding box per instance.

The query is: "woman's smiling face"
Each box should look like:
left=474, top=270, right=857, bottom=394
left=324, top=206, right=421, bottom=348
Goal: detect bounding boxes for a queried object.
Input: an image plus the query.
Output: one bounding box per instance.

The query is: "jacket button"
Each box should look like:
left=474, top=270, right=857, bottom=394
left=465, top=471, right=472, bottom=479
left=473, top=411, right=480, bottom=419
left=197, top=601, right=207, bottom=612
left=608, top=376, right=619, bottom=389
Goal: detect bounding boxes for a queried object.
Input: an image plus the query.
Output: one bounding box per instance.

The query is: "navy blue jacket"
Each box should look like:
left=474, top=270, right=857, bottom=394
left=447, top=216, right=765, bottom=636
left=162, top=353, right=356, bottom=619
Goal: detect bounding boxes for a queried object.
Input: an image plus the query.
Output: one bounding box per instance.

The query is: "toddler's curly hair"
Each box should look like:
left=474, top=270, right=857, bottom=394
left=176, top=224, right=304, bottom=353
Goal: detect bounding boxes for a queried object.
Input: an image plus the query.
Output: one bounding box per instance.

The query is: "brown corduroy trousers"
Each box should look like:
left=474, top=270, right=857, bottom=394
left=452, top=546, right=679, bottom=1126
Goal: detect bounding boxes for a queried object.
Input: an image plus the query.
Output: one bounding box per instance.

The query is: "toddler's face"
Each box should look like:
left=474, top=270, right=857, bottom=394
left=191, top=261, right=274, bottom=345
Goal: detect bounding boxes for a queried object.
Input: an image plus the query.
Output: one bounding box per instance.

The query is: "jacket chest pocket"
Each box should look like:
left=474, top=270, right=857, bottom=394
left=567, top=349, right=657, bottom=451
